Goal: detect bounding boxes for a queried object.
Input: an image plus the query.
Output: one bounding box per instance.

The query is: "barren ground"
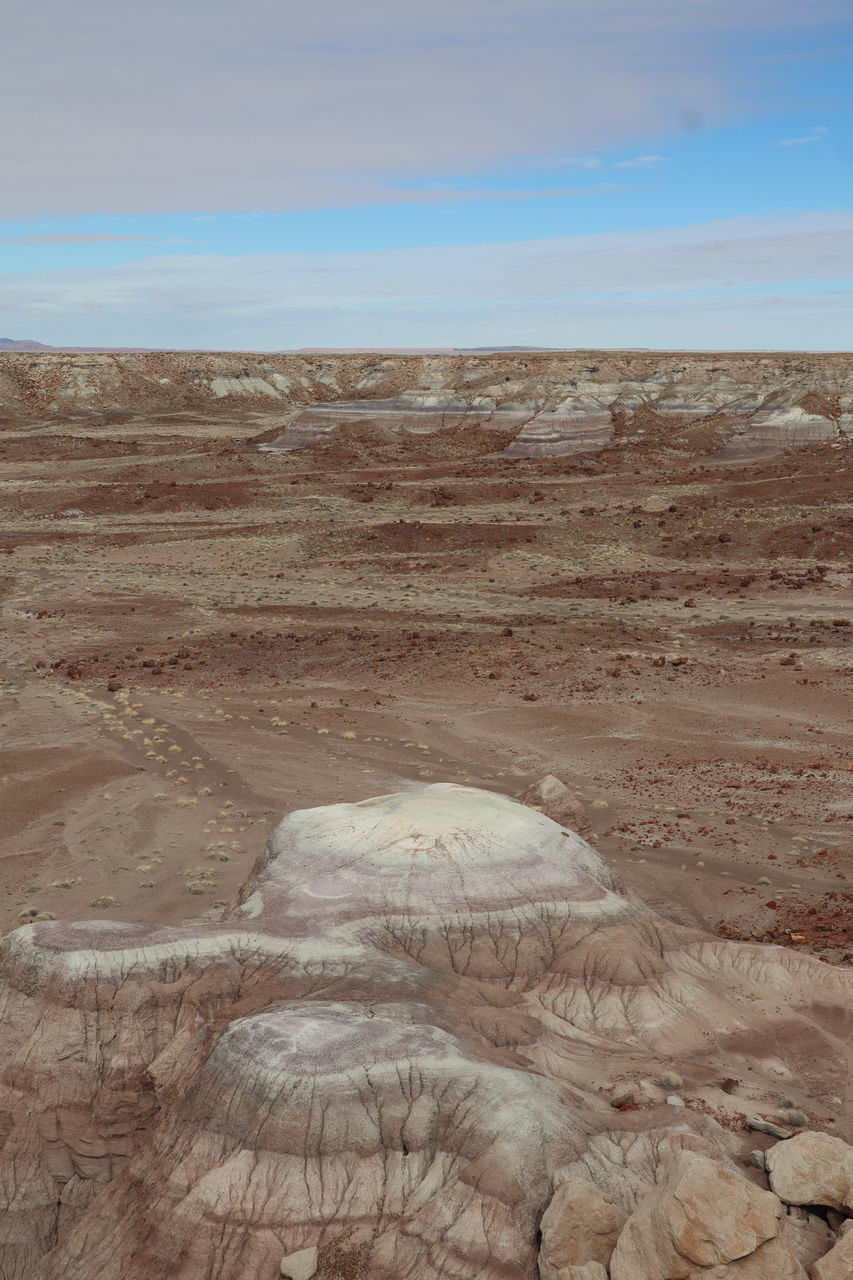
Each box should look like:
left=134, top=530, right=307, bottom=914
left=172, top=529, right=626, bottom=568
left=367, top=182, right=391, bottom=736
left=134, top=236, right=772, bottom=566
left=1, top=378, right=850, bottom=963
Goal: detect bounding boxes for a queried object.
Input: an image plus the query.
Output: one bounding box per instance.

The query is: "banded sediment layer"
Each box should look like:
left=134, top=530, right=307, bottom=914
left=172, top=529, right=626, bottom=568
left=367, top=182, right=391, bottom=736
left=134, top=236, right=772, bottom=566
left=2, top=349, right=851, bottom=461
left=1, top=785, right=850, bottom=1279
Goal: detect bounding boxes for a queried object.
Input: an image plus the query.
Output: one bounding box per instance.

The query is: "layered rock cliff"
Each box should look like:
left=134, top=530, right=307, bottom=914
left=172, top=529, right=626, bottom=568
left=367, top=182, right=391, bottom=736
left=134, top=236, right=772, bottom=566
left=1, top=350, right=850, bottom=459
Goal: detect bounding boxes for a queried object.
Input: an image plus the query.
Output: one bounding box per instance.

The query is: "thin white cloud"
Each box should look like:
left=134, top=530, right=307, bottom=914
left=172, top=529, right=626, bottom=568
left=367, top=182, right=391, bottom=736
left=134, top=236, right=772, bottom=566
left=0, top=233, right=151, bottom=245
left=0, top=0, right=846, bottom=215
left=2, top=212, right=850, bottom=349
left=614, top=154, right=667, bottom=169
left=551, top=156, right=604, bottom=170
left=379, top=184, right=622, bottom=203
left=779, top=126, right=829, bottom=146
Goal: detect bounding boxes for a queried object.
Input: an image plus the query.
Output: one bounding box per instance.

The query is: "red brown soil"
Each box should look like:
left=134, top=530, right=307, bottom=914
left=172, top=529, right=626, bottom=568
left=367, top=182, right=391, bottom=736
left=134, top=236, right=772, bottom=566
left=0, top=409, right=849, bottom=964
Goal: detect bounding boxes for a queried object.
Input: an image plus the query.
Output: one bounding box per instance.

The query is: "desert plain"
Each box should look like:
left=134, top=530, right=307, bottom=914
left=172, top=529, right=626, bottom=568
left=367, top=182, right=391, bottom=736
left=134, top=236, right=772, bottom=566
left=0, top=348, right=851, bottom=1279
left=1, top=349, right=849, bottom=954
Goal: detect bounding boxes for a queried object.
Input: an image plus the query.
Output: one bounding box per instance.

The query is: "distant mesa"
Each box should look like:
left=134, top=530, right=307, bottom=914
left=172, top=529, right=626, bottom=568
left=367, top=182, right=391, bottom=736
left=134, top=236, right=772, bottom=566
left=0, top=340, right=556, bottom=354
left=294, top=346, right=559, bottom=354
left=0, top=346, right=849, bottom=460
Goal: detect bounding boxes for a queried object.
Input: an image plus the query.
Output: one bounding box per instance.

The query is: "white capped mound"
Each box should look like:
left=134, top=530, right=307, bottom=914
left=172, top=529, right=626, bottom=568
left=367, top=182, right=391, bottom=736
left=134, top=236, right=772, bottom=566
left=0, top=784, right=850, bottom=1280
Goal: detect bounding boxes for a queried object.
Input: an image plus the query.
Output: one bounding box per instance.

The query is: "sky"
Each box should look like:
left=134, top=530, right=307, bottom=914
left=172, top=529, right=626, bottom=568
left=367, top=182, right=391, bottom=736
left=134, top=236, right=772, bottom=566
left=1, top=0, right=851, bottom=350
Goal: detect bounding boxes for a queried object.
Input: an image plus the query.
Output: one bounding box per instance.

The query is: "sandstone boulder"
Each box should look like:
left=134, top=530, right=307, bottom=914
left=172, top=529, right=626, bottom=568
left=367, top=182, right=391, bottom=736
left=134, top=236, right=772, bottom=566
left=538, top=1178, right=625, bottom=1277
left=810, top=1222, right=853, bottom=1280
left=766, top=1133, right=853, bottom=1213
left=609, top=1150, right=807, bottom=1279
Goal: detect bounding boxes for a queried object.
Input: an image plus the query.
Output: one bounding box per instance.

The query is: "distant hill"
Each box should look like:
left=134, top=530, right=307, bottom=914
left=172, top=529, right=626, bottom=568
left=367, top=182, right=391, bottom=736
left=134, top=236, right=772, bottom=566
left=0, top=338, right=55, bottom=351
left=0, top=338, right=158, bottom=352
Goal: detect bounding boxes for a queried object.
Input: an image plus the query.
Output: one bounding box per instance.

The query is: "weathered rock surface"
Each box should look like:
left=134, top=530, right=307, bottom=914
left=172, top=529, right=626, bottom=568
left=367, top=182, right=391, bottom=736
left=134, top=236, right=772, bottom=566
left=766, top=1132, right=853, bottom=1212
left=609, top=1150, right=806, bottom=1278
left=810, top=1222, right=853, bottom=1280
left=0, top=784, right=850, bottom=1280
left=1, top=350, right=851, bottom=460
left=782, top=1207, right=840, bottom=1272
left=538, top=1178, right=624, bottom=1276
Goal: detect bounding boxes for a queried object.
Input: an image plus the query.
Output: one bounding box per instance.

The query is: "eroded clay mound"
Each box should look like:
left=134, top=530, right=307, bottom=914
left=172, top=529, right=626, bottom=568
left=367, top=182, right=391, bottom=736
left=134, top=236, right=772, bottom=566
left=0, top=784, right=850, bottom=1280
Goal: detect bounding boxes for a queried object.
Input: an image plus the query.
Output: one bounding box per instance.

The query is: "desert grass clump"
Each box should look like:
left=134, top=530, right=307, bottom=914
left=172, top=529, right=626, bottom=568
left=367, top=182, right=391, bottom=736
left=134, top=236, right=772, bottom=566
left=658, top=1070, right=683, bottom=1090
left=778, top=1106, right=809, bottom=1128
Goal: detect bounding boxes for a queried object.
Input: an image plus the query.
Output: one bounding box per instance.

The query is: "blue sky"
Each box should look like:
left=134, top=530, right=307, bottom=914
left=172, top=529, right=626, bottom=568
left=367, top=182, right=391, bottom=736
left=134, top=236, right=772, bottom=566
left=1, top=0, right=851, bottom=349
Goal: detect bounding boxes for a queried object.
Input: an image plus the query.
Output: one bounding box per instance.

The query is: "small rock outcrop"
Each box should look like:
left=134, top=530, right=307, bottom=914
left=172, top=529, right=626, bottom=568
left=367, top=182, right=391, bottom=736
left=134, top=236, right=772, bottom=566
left=519, top=775, right=592, bottom=837
left=609, top=1150, right=807, bottom=1279
left=766, top=1132, right=853, bottom=1213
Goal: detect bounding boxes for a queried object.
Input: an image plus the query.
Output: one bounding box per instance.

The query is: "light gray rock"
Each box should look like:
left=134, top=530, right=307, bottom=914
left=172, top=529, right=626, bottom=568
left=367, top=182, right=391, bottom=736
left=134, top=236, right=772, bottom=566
left=280, top=1246, right=318, bottom=1280
left=766, top=1132, right=853, bottom=1213
left=748, top=1117, right=793, bottom=1140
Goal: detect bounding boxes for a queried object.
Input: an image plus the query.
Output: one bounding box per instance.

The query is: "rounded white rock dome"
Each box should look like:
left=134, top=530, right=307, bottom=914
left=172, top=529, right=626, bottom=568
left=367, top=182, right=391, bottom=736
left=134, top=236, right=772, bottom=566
left=249, top=784, right=625, bottom=942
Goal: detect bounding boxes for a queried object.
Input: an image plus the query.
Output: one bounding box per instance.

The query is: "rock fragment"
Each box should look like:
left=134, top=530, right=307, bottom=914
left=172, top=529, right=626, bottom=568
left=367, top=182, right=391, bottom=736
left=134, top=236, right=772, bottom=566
left=519, top=774, right=592, bottom=836
left=782, top=1206, right=839, bottom=1272
left=748, top=1117, right=793, bottom=1139
left=280, top=1247, right=318, bottom=1280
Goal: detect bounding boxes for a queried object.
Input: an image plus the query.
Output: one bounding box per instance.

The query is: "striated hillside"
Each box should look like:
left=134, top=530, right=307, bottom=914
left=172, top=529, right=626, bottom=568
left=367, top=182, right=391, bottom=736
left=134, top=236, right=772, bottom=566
left=0, top=350, right=851, bottom=460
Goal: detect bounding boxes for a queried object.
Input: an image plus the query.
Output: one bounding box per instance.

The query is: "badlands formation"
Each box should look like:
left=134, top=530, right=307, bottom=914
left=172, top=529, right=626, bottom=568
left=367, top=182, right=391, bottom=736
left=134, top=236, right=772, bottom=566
left=2, top=784, right=852, bottom=1280
left=0, top=350, right=851, bottom=1277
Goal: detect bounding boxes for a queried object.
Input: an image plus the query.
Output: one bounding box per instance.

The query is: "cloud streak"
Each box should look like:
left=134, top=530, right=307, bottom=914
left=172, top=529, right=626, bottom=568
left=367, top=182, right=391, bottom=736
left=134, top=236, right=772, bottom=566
left=2, top=212, right=850, bottom=349
left=1, top=0, right=846, bottom=215
left=1, top=233, right=152, bottom=245
left=779, top=126, right=829, bottom=146
left=614, top=155, right=666, bottom=169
